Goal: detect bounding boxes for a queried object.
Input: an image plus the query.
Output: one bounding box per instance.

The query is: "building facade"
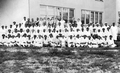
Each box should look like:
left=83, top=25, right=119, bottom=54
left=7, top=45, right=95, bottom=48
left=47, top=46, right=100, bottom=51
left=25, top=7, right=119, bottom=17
left=30, top=0, right=105, bottom=25
left=0, top=0, right=119, bottom=26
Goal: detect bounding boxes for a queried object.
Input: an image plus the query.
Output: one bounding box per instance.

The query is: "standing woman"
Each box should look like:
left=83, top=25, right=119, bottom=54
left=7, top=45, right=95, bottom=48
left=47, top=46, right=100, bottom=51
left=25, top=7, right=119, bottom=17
left=111, top=23, right=118, bottom=42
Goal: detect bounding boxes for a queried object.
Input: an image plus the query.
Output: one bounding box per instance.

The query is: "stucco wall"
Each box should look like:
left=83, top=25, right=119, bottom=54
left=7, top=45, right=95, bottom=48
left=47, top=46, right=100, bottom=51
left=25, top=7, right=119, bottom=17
left=0, top=0, right=104, bottom=25
left=0, top=0, right=29, bottom=25
left=30, top=0, right=104, bottom=21
left=104, top=0, right=116, bottom=25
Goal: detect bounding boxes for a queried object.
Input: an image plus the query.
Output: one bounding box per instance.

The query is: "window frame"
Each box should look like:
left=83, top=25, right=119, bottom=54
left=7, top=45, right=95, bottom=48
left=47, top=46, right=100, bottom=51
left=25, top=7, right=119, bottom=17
left=81, top=9, right=103, bottom=24
left=40, top=4, right=75, bottom=22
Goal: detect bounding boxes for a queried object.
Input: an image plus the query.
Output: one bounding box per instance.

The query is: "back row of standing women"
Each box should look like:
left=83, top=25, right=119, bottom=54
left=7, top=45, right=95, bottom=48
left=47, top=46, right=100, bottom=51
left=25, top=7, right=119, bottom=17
left=0, top=17, right=118, bottom=48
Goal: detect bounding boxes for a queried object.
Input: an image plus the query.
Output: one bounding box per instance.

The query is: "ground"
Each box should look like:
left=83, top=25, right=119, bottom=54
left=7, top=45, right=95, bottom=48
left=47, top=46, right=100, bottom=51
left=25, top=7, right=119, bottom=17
left=0, top=46, right=120, bottom=73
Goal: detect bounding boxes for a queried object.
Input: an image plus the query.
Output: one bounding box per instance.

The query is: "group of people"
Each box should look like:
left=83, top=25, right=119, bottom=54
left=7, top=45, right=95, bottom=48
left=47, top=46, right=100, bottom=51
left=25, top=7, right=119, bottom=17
left=0, top=17, right=118, bottom=48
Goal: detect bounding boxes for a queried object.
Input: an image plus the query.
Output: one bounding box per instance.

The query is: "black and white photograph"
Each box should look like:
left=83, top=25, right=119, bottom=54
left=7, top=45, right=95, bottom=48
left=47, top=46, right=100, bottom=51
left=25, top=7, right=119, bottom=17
left=0, top=0, right=120, bottom=73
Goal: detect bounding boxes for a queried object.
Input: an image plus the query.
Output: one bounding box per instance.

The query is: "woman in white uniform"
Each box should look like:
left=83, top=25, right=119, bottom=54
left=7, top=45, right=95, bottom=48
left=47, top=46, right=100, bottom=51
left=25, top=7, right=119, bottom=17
left=111, top=23, right=118, bottom=42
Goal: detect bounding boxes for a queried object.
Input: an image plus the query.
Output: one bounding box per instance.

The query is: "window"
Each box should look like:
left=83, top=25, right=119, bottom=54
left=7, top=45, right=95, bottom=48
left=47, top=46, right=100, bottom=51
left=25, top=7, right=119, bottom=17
left=99, top=13, right=102, bottom=24
left=86, top=11, right=90, bottom=24
left=69, top=9, right=74, bottom=22
left=81, top=10, right=85, bottom=24
left=91, top=11, right=94, bottom=23
left=47, top=6, right=54, bottom=18
left=81, top=10, right=103, bottom=24
left=63, top=8, right=69, bottom=22
left=40, top=5, right=47, bottom=17
left=40, top=5, right=74, bottom=22
left=95, top=12, right=98, bottom=23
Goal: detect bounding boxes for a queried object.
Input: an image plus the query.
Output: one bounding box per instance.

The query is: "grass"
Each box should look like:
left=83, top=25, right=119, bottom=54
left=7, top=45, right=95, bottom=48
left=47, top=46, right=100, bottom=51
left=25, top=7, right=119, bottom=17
left=0, top=47, right=120, bottom=73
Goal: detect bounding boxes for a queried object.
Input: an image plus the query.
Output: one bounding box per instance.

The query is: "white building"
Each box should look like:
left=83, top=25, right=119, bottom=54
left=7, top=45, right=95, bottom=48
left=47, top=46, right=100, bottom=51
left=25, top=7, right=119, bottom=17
left=0, top=0, right=120, bottom=27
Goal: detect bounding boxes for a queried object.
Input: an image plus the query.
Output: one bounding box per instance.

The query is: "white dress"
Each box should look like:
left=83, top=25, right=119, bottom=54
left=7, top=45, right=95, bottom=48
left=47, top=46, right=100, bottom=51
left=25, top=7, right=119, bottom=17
left=60, top=20, right=65, bottom=28
left=111, top=26, right=118, bottom=40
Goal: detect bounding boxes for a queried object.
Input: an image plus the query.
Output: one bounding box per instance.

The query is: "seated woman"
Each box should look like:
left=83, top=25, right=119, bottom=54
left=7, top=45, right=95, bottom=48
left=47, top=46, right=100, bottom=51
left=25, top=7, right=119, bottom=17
left=108, top=35, right=116, bottom=48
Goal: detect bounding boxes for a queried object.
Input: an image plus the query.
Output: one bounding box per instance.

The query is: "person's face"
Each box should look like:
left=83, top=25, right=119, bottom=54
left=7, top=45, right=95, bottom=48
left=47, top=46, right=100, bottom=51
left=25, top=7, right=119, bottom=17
left=37, top=18, right=39, bottom=21
left=97, top=24, right=99, bottom=27
left=40, top=18, right=42, bottom=21
left=2, top=26, right=4, bottom=29
left=51, top=17, right=54, bottom=20
left=103, top=29, right=105, bottom=32
left=5, top=26, right=7, bottom=29
left=24, top=17, right=26, bottom=21
left=28, top=18, right=30, bottom=22
left=10, top=25, right=12, bottom=28
left=72, top=18, right=75, bottom=21
left=47, top=18, right=50, bottom=21
left=19, top=24, right=21, bottom=27
left=105, top=23, right=107, bottom=26
left=13, top=22, right=16, bottom=25
left=16, top=25, right=18, bottom=28
left=55, top=18, right=57, bottom=21
left=113, top=23, right=115, bottom=26
left=110, top=36, right=112, bottom=40
left=44, top=17, right=46, bottom=20
left=87, top=28, right=89, bottom=31
left=31, top=18, right=34, bottom=22
left=77, top=19, right=80, bottom=21
left=98, top=30, right=100, bottom=32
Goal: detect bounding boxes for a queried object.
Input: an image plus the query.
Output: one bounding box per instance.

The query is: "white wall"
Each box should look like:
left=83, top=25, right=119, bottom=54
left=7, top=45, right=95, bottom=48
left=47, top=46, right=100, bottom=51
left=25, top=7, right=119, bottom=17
left=0, top=0, right=29, bottom=25
left=79, top=0, right=105, bottom=23
left=0, top=0, right=105, bottom=25
left=104, top=0, right=116, bottom=25
left=30, top=0, right=104, bottom=21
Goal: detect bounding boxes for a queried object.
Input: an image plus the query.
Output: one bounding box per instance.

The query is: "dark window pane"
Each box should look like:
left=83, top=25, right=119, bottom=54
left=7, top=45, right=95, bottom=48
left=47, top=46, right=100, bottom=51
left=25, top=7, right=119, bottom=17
left=81, top=10, right=85, bottom=24
left=63, top=8, right=68, bottom=22
left=86, top=11, right=90, bottom=24
left=99, top=13, right=102, bottom=24
left=69, top=9, right=74, bottom=22
left=95, top=12, right=98, bottom=23
left=91, top=11, right=94, bottom=23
